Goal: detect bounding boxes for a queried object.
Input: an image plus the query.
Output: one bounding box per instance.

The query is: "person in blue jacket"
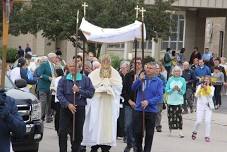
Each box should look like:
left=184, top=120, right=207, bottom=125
left=132, top=62, right=163, bottom=152
left=57, top=60, right=95, bottom=152
left=0, top=89, right=26, bottom=152
left=195, top=59, right=211, bottom=83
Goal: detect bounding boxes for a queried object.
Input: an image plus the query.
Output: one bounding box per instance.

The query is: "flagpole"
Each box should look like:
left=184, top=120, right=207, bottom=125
left=134, top=5, right=140, bottom=79
left=82, top=2, right=88, bottom=71
left=72, top=10, right=80, bottom=142
left=140, top=6, right=146, bottom=139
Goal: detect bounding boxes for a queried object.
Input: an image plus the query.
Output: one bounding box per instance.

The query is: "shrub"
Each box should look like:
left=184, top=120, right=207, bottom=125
left=110, top=54, right=121, bottom=70
left=143, top=56, right=155, bottom=64
left=0, top=48, right=18, bottom=63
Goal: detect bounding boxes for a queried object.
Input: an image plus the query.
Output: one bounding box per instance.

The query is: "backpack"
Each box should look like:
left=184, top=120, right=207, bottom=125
left=164, top=53, right=171, bottom=63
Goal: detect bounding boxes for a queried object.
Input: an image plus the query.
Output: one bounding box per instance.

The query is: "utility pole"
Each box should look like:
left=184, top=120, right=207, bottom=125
left=1, top=0, right=29, bottom=88
left=1, top=0, right=12, bottom=88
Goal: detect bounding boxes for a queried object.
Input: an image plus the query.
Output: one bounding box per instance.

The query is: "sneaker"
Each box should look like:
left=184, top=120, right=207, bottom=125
left=192, top=132, right=197, bottom=140
left=205, top=137, right=211, bottom=142
left=179, top=131, right=184, bottom=138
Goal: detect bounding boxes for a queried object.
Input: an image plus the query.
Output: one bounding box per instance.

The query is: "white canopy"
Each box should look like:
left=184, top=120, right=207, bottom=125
left=79, top=18, right=146, bottom=43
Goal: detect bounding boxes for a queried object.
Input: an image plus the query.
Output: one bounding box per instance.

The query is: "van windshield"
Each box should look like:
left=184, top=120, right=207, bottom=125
left=5, top=76, right=15, bottom=90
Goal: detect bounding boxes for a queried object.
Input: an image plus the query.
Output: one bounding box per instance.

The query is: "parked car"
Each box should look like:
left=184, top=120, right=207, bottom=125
left=4, top=76, right=43, bottom=152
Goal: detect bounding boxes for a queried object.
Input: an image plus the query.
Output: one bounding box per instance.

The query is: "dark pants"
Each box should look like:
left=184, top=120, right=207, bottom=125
left=117, top=107, right=125, bottom=137
left=59, top=107, right=85, bottom=152
left=183, top=87, right=194, bottom=112
left=124, top=105, right=135, bottom=147
left=165, top=66, right=171, bottom=79
left=214, top=85, right=222, bottom=106
left=134, top=111, right=157, bottom=152
left=91, top=145, right=111, bottom=152
left=54, top=102, right=60, bottom=132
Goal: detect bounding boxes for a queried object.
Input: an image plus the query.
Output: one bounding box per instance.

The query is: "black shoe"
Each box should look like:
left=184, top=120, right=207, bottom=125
left=124, top=145, right=132, bottom=152
left=133, top=146, right=138, bottom=152
left=156, top=126, right=162, bottom=132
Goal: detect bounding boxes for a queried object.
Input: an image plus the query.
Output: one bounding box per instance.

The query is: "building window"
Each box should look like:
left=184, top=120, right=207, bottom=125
left=107, top=43, right=122, bottom=48
left=161, top=13, right=185, bottom=51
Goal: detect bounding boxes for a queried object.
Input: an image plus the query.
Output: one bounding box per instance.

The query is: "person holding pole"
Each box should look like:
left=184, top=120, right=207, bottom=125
left=57, top=60, right=95, bottom=152
left=131, top=62, right=163, bottom=152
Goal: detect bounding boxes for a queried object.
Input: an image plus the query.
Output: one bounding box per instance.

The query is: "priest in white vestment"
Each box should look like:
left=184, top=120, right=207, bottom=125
left=82, top=54, right=122, bottom=152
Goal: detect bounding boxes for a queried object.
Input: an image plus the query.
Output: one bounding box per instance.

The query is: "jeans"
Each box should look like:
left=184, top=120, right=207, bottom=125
left=59, top=107, right=85, bottom=152
left=155, top=103, right=163, bottom=128
left=39, top=91, right=52, bottom=121
left=134, top=111, right=157, bottom=152
left=214, top=85, right=222, bottom=106
left=124, top=105, right=135, bottom=147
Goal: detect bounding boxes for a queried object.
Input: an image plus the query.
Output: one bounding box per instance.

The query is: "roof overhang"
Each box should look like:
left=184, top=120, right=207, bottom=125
left=145, top=0, right=227, bottom=9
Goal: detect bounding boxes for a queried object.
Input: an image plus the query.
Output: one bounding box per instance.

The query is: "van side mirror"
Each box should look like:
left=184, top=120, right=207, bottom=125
left=15, top=79, right=27, bottom=88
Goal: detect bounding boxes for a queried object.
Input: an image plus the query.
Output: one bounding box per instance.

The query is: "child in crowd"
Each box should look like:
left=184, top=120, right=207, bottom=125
left=192, top=76, right=214, bottom=142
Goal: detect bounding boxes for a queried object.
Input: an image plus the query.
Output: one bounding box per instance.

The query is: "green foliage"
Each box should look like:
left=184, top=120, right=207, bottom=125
left=110, top=54, right=121, bottom=70
left=143, top=56, right=155, bottom=64
left=0, top=0, right=175, bottom=41
left=0, top=48, right=18, bottom=63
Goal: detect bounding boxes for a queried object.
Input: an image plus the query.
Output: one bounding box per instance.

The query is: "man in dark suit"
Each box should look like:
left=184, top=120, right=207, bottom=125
left=37, top=53, right=57, bottom=122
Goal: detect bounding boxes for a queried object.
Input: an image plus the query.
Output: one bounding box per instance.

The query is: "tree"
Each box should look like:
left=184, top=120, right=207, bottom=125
left=1, top=0, right=175, bottom=47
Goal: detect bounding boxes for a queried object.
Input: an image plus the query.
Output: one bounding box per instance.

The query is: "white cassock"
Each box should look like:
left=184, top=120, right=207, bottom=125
left=82, top=67, right=122, bottom=146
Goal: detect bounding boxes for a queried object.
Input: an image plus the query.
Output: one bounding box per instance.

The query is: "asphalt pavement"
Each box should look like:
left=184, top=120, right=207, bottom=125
left=40, top=96, right=227, bottom=152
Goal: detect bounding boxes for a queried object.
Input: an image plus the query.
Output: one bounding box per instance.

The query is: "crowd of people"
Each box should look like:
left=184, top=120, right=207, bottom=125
left=5, top=45, right=227, bottom=152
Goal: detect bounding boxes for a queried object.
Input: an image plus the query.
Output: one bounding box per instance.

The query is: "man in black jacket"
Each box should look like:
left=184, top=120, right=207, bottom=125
left=182, top=62, right=196, bottom=113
